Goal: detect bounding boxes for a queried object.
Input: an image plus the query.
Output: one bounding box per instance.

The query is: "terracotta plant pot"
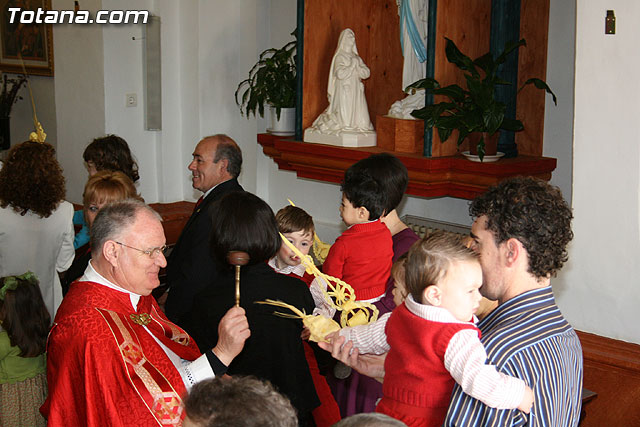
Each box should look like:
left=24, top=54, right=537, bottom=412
left=468, top=131, right=499, bottom=156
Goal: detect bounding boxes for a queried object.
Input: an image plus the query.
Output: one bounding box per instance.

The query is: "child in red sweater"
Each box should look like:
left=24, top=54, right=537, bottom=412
left=268, top=205, right=341, bottom=427
left=321, top=168, right=393, bottom=303
left=330, top=232, right=534, bottom=427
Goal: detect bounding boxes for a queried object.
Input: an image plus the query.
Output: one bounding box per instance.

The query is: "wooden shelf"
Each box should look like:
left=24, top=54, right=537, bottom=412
left=258, top=133, right=556, bottom=200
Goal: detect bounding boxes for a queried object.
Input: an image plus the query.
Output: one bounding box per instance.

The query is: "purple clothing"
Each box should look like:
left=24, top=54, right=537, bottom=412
left=329, top=227, right=420, bottom=417
left=379, top=228, right=421, bottom=313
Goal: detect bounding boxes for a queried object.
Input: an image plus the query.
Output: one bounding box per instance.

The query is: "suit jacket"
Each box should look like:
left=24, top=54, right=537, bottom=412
left=164, top=178, right=243, bottom=325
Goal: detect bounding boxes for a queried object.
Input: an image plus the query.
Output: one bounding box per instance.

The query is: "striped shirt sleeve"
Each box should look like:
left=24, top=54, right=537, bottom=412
left=444, top=329, right=526, bottom=410
left=338, top=312, right=391, bottom=355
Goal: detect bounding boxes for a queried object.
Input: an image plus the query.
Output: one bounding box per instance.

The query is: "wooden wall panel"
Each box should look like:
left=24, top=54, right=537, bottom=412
left=302, top=0, right=550, bottom=158
left=577, top=331, right=640, bottom=426
left=430, top=0, right=491, bottom=157
left=303, top=0, right=405, bottom=131
left=516, top=0, right=550, bottom=156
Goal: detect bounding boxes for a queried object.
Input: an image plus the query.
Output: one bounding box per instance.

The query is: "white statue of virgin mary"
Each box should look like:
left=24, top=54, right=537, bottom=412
left=304, top=28, right=376, bottom=147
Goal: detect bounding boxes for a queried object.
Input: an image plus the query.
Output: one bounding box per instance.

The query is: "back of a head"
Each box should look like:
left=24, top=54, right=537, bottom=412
left=346, top=153, right=408, bottom=215
left=83, top=170, right=142, bottom=208
left=209, top=134, right=242, bottom=178
left=469, top=176, right=573, bottom=278
left=404, top=231, right=477, bottom=303
left=209, top=192, right=280, bottom=266
left=275, top=205, right=315, bottom=235
left=333, top=413, right=407, bottom=427
left=0, top=271, right=50, bottom=358
left=341, top=169, right=386, bottom=220
left=183, top=376, right=297, bottom=427
left=83, top=134, right=140, bottom=183
left=90, top=199, right=158, bottom=258
left=0, top=140, right=65, bottom=217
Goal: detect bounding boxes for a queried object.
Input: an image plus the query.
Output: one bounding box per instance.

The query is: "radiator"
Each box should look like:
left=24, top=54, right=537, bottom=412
left=401, top=215, right=471, bottom=239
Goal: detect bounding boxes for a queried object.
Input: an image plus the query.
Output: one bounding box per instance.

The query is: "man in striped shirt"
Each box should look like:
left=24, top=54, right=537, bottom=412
left=445, top=177, right=583, bottom=426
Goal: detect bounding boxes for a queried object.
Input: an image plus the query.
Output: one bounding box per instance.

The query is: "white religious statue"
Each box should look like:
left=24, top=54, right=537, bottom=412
left=304, top=28, right=376, bottom=147
left=387, top=0, right=428, bottom=120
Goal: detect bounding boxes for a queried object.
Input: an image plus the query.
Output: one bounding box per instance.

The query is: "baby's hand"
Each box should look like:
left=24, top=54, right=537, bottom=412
left=518, top=385, right=534, bottom=413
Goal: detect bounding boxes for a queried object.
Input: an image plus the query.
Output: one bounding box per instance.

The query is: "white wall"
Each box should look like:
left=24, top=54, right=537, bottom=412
left=9, top=75, right=57, bottom=152
left=54, top=0, right=105, bottom=203
left=557, top=0, right=640, bottom=344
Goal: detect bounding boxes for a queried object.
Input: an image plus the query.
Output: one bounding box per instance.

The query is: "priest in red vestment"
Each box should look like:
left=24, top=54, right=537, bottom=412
left=41, top=200, right=250, bottom=427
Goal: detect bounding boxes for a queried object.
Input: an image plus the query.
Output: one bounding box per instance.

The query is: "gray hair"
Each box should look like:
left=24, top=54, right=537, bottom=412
left=90, top=199, right=161, bottom=258
left=333, top=413, right=407, bottom=427
left=183, top=376, right=297, bottom=427
left=205, top=134, right=242, bottom=178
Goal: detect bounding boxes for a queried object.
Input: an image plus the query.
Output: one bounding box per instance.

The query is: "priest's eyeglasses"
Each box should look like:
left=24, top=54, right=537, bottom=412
left=116, top=241, right=168, bottom=259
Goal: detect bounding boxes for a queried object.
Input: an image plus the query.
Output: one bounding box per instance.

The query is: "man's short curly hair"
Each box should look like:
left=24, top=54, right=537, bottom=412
left=469, top=176, right=573, bottom=279
left=0, top=141, right=65, bottom=218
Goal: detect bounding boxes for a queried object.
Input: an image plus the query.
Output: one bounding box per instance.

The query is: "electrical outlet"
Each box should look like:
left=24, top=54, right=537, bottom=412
left=126, top=93, right=137, bottom=107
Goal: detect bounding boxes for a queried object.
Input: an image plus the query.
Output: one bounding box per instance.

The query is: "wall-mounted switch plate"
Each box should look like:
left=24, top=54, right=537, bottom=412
left=126, top=93, right=137, bottom=107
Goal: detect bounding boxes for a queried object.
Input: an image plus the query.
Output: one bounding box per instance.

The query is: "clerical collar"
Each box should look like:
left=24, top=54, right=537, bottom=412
left=81, top=260, right=142, bottom=310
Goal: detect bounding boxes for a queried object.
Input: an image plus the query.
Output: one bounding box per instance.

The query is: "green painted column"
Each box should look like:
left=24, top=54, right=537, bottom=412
left=491, top=0, right=521, bottom=158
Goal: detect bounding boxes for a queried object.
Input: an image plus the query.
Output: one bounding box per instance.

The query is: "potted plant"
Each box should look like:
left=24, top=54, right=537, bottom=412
left=0, top=73, right=27, bottom=150
left=235, top=31, right=297, bottom=135
left=408, top=38, right=557, bottom=161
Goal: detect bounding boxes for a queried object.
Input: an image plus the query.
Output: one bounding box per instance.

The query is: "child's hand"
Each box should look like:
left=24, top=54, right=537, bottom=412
left=518, top=385, right=534, bottom=413
left=300, top=327, right=311, bottom=340
left=323, top=331, right=341, bottom=346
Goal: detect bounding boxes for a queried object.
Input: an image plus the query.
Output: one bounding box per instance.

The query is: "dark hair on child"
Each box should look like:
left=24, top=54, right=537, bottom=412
left=0, top=272, right=50, bottom=357
left=209, top=192, right=281, bottom=267
left=275, top=205, right=315, bottom=236
left=405, top=231, right=478, bottom=303
left=345, top=153, right=408, bottom=216
left=340, top=168, right=386, bottom=220
left=83, top=134, right=140, bottom=183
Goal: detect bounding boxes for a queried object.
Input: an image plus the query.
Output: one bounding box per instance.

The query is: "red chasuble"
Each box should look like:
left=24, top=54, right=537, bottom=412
left=41, top=281, right=202, bottom=427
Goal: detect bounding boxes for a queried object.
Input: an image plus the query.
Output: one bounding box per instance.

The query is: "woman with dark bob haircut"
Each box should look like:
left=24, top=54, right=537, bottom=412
left=182, top=191, right=320, bottom=427
left=0, top=141, right=75, bottom=321
left=82, top=134, right=139, bottom=183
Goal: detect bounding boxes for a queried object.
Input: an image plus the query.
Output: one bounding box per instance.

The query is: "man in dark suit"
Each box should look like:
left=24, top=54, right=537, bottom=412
left=164, top=134, right=244, bottom=325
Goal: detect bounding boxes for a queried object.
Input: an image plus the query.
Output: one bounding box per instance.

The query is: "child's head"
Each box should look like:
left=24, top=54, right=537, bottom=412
left=182, top=376, right=297, bottom=427
left=344, top=153, right=408, bottom=217
left=0, top=271, right=50, bottom=357
left=405, top=231, right=482, bottom=322
left=83, top=134, right=140, bottom=183
left=274, top=205, right=315, bottom=268
left=391, top=254, right=408, bottom=307
left=340, top=169, right=385, bottom=225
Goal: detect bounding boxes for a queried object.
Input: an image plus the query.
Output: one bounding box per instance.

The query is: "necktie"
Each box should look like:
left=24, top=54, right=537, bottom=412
left=194, top=196, right=204, bottom=212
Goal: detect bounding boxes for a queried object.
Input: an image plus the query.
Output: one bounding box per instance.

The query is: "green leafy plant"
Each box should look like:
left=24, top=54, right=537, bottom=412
left=235, top=31, right=297, bottom=120
left=0, top=73, right=26, bottom=118
left=408, top=38, right=557, bottom=160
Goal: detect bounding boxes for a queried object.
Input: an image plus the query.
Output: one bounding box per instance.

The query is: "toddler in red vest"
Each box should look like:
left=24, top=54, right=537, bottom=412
left=268, top=205, right=341, bottom=427
left=330, top=231, right=534, bottom=427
